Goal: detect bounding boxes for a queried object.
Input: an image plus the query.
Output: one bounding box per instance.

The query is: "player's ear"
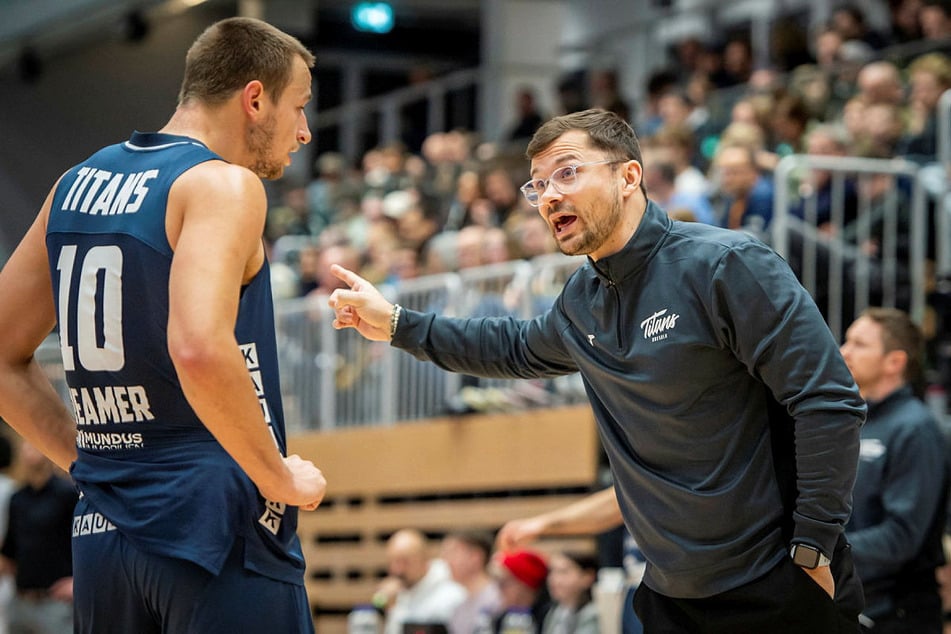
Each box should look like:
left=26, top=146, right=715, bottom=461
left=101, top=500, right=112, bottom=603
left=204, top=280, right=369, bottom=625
left=242, top=80, right=266, bottom=117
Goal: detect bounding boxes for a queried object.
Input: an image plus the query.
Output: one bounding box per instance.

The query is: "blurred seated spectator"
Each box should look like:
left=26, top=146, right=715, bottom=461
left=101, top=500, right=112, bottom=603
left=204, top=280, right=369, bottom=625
left=642, top=161, right=714, bottom=225
left=887, top=0, right=924, bottom=45
left=859, top=102, right=906, bottom=156
left=650, top=124, right=710, bottom=196
left=769, top=93, right=812, bottom=157
left=856, top=61, right=906, bottom=106
left=375, top=529, right=466, bottom=634
left=482, top=166, right=523, bottom=226
left=720, top=38, right=754, bottom=87
left=638, top=70, right=679, bottom=137
left=541, top=552, right=600, bottom=634
left=491, top=550, right=551, bottom=634
left=307, top=151, right=356, bottom=236
left=898, top=52, right=951, bottom=163
left=920, top=0, right=951, bottom=41
left=789, top=123, right=859, bottom=230
left=830, top=4, right=890, bottom=49
left=508, top=87, right=548, bottom=142
left=589, top=69, right=631, bottom=122
left=442, top=531, right=501, bottom=634
left=506, top=213, right=557, bottom=260
left=0, top=441, right=76, bottom=634
left=710, top=144, right=775, bottom=233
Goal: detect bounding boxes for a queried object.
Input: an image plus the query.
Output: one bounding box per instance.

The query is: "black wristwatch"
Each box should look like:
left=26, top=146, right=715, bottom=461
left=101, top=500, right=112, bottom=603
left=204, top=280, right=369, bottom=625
left=789, top=543, right=831, bottom=569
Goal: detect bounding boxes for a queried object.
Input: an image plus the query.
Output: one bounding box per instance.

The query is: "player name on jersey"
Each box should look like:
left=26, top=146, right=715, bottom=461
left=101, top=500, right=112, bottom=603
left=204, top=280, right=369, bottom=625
left=69, top=384, right=155, bottom=426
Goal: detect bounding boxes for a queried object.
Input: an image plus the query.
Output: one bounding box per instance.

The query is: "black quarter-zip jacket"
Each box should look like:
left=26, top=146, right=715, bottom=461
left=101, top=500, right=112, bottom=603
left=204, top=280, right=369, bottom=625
left=393, top=200, right=866, bottom=598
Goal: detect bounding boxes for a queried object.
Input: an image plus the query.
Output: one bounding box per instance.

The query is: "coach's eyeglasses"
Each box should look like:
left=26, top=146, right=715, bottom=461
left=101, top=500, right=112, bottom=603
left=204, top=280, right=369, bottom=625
left=519, top=159, right=623, bottom=207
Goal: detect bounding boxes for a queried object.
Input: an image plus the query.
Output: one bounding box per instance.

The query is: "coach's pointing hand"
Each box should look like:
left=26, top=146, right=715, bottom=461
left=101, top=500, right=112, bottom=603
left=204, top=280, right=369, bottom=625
left=328, top=264, right=395, bottom=342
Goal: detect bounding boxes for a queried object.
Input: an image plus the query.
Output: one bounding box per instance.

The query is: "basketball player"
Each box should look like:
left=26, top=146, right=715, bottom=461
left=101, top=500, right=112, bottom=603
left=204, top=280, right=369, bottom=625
left=0, top=17, right=325, bottom=633
left=328, top=109, right=867, bottom=632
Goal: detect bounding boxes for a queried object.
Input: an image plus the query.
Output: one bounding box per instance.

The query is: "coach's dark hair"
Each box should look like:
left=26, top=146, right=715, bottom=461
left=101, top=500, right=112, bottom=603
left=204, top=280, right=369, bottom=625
left=178, top=17, right=315, bottom=107
left=861, top=307, right=925, bottom=395
left=526, top=108, right=647, bottom=196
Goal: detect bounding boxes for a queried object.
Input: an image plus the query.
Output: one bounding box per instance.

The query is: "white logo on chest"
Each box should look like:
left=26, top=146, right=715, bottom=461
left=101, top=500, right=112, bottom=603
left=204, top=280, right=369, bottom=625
left=640, top=308, right=680, bottom=342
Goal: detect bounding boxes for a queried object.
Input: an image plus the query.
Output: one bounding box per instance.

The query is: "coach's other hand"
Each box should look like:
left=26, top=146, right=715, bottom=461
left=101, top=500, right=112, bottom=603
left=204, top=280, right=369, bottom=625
left=328, top=264, right=395, bottom=341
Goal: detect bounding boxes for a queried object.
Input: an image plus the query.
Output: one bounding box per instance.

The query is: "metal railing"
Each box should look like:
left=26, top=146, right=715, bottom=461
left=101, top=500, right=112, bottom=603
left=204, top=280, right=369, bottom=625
left=771, top=154, right=930, bottom=341
left=274, top=254, right=587, bottom=431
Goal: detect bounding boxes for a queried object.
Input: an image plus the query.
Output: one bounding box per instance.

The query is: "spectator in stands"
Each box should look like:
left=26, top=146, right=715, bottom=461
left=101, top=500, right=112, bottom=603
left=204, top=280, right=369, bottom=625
left=483, top=166, right=524, bottom=226
left=497, top=489, right=641, bottom=634
left=710, top=143, right=775, bottom=232
left=442, top=531, right=501, bottom=634
left=839, top=308, right=949, bottom=633
left=641, top=160, right=714, bottom=225
left=507, top=87, right=548, bottom=143
left=860, top=102, right=906, bottom=156
left=769, top=92, right=812, bottom=157
left=887, top=0, right=925, bottom=45
left=720, top=38, right=754, bottom=87
left=375, top=529, right=466, bottom=634
left=0, top=441, right=76, bottom=634
left=789, top=123, right=859, bottom=229
left=920, top=0, right=951, bottom=40
left=856, top=61, right=907, bottom=106
left=328, top=108, right=867, bottom=632
left=444, top=170, right=484, bottom=231
left=308, top=243, right=362, bottom=298
left=541, top=552, right=600, bottom=634
left=491, top=550, right=550, bottom=633
left=638, top=70, right=679, bottom=137
left=813, top=27, right=845, bottom=74
left=650, top=124, right=709, bottom=196
left=307, top=151, right=355, bottom=236
left=899, top=52, right=951, bottom=162
left=830, top=4, right=890, bottom=49
left=0, top=433, right=15, bottom=634
left=507, top=214, right=557, bottom=260
left=589, top=69, right=631, bottom=123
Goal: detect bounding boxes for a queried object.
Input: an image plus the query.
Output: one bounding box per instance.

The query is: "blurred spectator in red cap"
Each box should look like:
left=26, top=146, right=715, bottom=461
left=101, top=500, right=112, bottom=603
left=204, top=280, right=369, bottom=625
left=489, top=550, right=551, bottom=633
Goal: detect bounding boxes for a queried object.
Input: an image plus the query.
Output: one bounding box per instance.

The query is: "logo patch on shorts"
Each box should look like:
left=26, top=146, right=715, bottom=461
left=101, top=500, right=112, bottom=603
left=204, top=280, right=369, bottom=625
left=72, top=512, right=117, bottom=537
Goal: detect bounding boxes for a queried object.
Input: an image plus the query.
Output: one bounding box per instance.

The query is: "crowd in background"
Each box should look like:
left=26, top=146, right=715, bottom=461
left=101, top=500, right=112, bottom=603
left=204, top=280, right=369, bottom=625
left=262, top=0, right=951, bottom=331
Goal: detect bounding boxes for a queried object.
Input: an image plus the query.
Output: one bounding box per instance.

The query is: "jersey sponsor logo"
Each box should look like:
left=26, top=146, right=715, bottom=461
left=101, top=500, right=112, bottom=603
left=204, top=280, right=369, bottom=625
left=72, top=512, right=117, bottom=537
left=639, top=308, right=680, bottom=342
left=76, top=430, right=145, bottom=451
left=69, top=385, right=154, bottom=425
left=259, top=500, right=287, bottom=536
left=60, top=167, right=159, bottom=215
left=241, top=342, right=287, bottom=533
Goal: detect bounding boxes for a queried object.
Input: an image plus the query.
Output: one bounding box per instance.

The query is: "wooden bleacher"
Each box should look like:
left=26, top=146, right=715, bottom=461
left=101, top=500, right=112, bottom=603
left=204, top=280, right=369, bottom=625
left=289, top=404, right=601, bottom=633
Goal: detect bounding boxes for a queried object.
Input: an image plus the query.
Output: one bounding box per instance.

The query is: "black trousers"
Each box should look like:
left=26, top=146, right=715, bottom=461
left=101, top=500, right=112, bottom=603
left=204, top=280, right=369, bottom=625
left=633, top=550, right=862, bottom=634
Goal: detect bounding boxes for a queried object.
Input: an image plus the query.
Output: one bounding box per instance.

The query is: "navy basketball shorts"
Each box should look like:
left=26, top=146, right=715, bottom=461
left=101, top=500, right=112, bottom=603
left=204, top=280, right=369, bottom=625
left=71, top=497, right=314, bottom=634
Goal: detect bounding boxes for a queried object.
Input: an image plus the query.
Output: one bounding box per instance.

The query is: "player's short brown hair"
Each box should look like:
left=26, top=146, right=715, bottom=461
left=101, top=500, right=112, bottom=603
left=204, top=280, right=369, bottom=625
left=178, top=17, right=314, bottom=107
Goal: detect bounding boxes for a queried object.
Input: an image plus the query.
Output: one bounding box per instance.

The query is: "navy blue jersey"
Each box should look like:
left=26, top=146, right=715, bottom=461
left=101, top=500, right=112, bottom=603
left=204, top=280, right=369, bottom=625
left=46, top=131, right=304, bottom=584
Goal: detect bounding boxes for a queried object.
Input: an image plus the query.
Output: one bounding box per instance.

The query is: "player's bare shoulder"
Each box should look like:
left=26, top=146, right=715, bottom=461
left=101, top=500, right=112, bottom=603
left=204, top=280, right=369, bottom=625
left=166, top=161, right=267, bottom=248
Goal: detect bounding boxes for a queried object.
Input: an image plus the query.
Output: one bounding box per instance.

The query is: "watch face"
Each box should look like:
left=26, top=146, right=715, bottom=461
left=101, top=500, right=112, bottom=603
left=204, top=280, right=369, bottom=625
left=792, top=545, right=820, bottom=568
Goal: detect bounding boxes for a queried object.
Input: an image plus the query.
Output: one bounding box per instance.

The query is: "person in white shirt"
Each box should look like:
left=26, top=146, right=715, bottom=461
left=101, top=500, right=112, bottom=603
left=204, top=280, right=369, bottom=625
left=377, top=529, right=466, bottom=634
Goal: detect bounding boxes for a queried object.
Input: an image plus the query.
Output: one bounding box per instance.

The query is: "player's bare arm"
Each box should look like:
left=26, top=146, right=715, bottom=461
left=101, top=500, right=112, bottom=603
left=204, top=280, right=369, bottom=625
left=0, top=182, right=79, bottom=471
left=497, top=486, right=624, bottom=551
left=167, top=161, right=325, bottom=510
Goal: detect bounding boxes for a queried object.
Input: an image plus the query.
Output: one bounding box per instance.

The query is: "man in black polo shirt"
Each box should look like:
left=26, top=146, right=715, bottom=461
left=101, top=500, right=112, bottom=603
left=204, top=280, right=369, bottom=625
left=0, top=440, right=77, bottom=633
